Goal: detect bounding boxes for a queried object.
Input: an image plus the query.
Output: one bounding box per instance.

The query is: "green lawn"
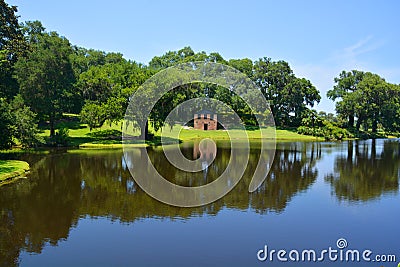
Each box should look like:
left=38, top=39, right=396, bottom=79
left=160, top=125, right=323, bottom=141
left=0, top=160, right=30, bottom=183
left=37, top=115, right=323, bottom=148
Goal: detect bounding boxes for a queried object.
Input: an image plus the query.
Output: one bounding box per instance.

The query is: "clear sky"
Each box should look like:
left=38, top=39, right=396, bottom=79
left=7, top=0, right=400, bottom=113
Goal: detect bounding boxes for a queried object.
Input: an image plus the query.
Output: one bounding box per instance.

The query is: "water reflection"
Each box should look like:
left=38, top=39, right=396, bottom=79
left=0, top=140, right=399, bottom=266
left=325, top=139, right=400, bottom=202
left=248, top=142, right=321, bottom=213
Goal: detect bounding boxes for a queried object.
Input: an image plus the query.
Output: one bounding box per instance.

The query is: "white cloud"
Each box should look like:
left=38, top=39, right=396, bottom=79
left=331, top=35, right=385, bottom=69
left=292, top=36, right=398, bottom=115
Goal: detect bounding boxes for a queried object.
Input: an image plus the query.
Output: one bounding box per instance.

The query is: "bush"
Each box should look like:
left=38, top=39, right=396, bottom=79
left=49, top=127, right=70, bottom=146
left=297, top=122, right=353, bottom=141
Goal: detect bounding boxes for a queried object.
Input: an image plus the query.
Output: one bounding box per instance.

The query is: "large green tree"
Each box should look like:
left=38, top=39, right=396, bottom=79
left=10, top=94, right=43, bottom=148
left=14, top=23, right=75, bottom=136
left=228, top=58, right=253, bottom=77
left=0, top=98, right=14, bottom=149
left=77, top=57, right=150, bottom=130
left=327, top=70, right=365, bottom=128
left=0, top=0, right=26, bottom=99
left=329, top=70, right=400, bottom=133
left=252, top=57, right=320, bottom=126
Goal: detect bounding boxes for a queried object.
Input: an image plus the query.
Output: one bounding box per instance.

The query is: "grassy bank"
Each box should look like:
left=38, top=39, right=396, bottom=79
left=44, top=119, right=323, bottom=148
left=0, top=160, right=30, bottom=184
left=37, top=115, right=324, bottom=149
left=160, top=126, right=323, bottom=142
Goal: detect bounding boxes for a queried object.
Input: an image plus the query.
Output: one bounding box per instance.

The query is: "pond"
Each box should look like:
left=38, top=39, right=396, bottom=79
left=0, top=139, right=399, bottom=266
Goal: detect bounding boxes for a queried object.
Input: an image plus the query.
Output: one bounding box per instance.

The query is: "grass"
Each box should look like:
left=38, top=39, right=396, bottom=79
left=0, top=160, right=30, bottom=184
left=158, top=125, right=323, bottom=142
left=39, top=116, right=125, bottom=147
left=35, top=114, right=325, bottom=149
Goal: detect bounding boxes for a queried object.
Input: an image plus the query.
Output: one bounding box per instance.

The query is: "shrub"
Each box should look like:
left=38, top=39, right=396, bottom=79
left=49, top=127, right=70, bottom=146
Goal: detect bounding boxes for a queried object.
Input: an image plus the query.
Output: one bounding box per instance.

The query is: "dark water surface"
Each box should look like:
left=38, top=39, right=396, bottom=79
left=0, top=140, right=399, bottom=266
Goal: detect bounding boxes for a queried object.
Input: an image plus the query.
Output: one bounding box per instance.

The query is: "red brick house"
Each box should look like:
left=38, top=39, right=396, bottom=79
left=194, top=110, right=217, bottom=130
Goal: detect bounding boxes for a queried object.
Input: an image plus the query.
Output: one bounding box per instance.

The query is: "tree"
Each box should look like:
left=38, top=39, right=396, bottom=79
left=77, top=64, right=114, bottom=102
left=329, top=70, right=400, bottom=133
left=14, top=26, right=76, bottom=137
left=327, top=70, right=365, bottom=128
left=380, top=84, right=400, bottom=132
left=0, top=0, right=26, bottom=99
left=0, top=98, right=14, bottom=149
left=149, top=46, right=195, bottom=69
left=228, top=58, right=253, bottom=78
left=354, top=73, right=391, bottom=133
left=326, top=140, right=399, bottom=201
left=0, top=95, right=41, bottom=149
left=76, top=58, right=150, bottom=130
left=10, top=94, right=43, bottom=148
left=252, top=58, right=320, bottom=126
left=80, top=101, right=105, bottom=131
left=148, top=46, right=227, bottom=70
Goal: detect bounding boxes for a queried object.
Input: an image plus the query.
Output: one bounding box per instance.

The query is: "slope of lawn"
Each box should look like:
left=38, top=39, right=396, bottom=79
left=38, top=115, right=323, bottom=148
left=0, top=160, right=30, bottom=183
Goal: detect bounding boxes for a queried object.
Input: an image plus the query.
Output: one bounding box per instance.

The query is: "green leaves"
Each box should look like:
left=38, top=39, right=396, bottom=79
left=330, top=70, right=400, bottom=133
left=0, top=95, right=42, bottom=149
left=80, top=101, right=106, bottom=131
left=14, top=28, right=76, bottom=136
left=0, top=98, right=14, bottom=149
left=10, top=94, right=43, bottom=148
left=253, top=58, right=320, bottom=126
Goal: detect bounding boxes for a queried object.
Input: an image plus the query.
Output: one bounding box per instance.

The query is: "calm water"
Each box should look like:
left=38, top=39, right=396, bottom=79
left=0, top=140, right=399, bottom=266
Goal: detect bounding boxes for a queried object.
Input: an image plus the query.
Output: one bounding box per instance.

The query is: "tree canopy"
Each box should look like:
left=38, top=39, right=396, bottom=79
left=328, top=70, right=400, bottom=133
left=14, top=26, right=75, bottom=136
left=1, top=1, right=400, bottom=149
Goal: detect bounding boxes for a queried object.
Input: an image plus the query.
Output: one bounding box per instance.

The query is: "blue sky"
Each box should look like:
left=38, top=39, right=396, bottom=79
left=7, top=0, right=400, bottom=113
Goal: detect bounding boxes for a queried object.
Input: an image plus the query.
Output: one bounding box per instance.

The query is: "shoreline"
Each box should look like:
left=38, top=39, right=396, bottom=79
left=0, top=160, right=30, bottom=186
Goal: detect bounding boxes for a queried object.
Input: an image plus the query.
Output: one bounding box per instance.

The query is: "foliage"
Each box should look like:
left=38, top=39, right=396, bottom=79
left=80, top=101, right=106, bottom=131
left=2, top=8, right=400, bottom=151
left=0, top=0, right=27, bottom=99
left=297, top=109, right=353, bottom=140
left=252, top=57, right=321, bottom=127
left=328, top=70, right=400, bottom=134
left=149, top=46, right=227, bottom=70
left=85, top=129, right=122, bottom=139
left=0, top=95, right=42, bottom=149
left=10, top=94, right=43, bottom=148
left=228, top=58, right=253, bottom=77
left=14, top=24, right=76, bottom=136
left=48, top=127, right=70, bottom=146
left=0, top=98, right=14, bottom=149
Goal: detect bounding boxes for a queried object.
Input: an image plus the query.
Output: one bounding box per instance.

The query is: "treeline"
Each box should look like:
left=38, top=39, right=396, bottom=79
left=1, top=1, right=400, bottom=149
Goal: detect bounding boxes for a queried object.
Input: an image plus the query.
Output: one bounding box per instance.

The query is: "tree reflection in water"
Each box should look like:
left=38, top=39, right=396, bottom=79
left=325, top=139, right=399, bottom=202
left=8, top=140, right=396, bottom=266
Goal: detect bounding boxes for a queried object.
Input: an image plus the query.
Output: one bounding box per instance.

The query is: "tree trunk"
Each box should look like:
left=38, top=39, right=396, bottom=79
left=348, top=115, right=354, bottom=128
left=50, top=113, right=55, bottom=137
left=140, top=120, right=148, bottom=140
left=372, top=119, right=378, bottom=133
left=347, top=141, right=353, bottom=163
left=371, top=139, right=376, bottom=159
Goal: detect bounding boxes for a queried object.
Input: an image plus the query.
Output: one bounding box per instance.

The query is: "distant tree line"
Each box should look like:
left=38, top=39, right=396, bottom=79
left=1, top=0, right=400, bottom=148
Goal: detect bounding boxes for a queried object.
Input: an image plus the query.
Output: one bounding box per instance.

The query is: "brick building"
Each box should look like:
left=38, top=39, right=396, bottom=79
left=193, top=110, right=217, bottom=130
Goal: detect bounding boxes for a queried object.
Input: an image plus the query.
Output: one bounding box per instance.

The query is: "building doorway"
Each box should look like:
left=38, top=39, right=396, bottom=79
left=204, top=124, right=208, bottom=130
